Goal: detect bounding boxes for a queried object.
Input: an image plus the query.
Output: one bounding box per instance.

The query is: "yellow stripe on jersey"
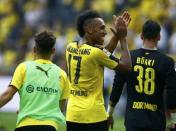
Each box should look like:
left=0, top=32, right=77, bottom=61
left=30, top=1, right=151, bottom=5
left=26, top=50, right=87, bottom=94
left=10, top=59, right=69, bottom=130
left=16, top=117, right=65, bottom=131
left=66, top=42, right=118, bottom=123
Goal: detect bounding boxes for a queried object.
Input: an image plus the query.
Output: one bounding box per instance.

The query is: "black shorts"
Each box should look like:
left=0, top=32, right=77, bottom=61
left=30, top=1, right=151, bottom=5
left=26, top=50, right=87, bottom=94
left=169, top=128, right=176, bottom=131
left=126, top=126, right=164, bottom=131
left=14, top=125, right=56, bottom=131
left=67, top=120, right=108, bottom=131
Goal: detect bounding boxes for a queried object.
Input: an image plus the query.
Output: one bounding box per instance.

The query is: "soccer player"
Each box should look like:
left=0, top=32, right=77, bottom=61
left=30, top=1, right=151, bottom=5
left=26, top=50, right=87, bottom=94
left=66, top=10, right=131, bottom=131
left=0, top=31, right=69, bottom=131
left=108, top=20, right=176, bottom=131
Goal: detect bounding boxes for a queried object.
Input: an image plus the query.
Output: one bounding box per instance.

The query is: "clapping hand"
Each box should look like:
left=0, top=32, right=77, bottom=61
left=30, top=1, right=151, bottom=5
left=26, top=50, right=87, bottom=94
left=111, top=11, right=131, bottom=39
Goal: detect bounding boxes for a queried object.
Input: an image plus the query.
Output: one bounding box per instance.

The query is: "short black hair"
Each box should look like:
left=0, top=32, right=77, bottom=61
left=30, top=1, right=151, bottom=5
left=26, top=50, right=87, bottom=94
left=142, top=20, right=161, bottom=39
left=76, top=10, right=101, bottom=37
left=34, top=31, right=56, bottom=55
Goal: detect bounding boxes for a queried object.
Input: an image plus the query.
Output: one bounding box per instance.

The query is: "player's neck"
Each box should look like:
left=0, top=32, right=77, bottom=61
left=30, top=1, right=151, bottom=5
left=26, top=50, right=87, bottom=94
left=84, top=36, right=101, bottom=46
left=34, top=54, right=51, bottom=60
left=143, top=41, right=157, bottom=50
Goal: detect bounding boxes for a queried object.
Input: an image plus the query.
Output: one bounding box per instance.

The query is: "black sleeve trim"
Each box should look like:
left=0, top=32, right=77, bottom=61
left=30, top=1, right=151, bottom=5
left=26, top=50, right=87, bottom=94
left=110, top=71, right=126, bottom=106
left=109, top=55, right=119, bottom=63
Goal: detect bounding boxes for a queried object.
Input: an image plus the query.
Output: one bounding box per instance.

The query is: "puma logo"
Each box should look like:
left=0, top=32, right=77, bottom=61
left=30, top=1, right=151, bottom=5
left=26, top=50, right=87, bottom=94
left=36, top=66, right=51, bottom=77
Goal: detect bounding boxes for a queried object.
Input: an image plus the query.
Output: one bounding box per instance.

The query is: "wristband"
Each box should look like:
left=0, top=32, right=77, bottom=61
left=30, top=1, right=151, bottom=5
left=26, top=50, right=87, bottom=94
left=103, top=48, right=111, bottom=57
left=107, top=104, right=115, bottom=116
left=171, top=113, right=176, bottom=123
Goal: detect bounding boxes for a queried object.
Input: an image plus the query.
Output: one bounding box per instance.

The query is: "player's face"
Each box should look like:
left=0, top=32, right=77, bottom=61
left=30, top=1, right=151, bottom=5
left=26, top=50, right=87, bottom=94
left=91, top=18, right=107, bottom=45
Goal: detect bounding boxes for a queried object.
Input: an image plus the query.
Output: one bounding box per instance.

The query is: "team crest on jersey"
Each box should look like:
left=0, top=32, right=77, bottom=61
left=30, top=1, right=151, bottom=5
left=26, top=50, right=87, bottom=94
left=26, top=85, right=34, bottom=93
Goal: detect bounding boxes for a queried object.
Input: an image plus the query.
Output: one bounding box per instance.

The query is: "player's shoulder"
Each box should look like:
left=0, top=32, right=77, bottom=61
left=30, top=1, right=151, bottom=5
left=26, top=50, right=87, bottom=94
left=130, top=49, right=138, bottom=54
left=163, top=54, right=175, bottom=65
left=91, top=46, right=103, bottom=52
left=17, top=61, right=29, bottom=68
left=155, top=50, right=175, bottom=63
left=129, top=48, right=142, bottom=56
left=22, top=60, right=37, bottom=67
left=14, top=61, right=27, bottom=74
left=91, top=47, right=106, bottom=58
left=66, top=41, right=96, bottom=50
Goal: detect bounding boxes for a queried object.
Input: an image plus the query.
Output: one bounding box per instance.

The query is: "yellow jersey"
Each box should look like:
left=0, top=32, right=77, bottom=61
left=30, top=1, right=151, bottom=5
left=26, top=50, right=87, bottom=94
left=66, top=42, right=118, bottom=123
left=10, top=59, right=69, bottom=130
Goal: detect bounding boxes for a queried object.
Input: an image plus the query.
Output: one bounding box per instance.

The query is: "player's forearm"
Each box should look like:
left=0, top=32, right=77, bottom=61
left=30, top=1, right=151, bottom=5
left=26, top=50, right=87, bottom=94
left=0, top=86, right=17, bottom=108
left=105, top=35, right=119, bottom=53
left=110, top=86, right=123, bottom=106
left=109, top=80, right=125, bottom=106
left=119, top=38, right=132, bottom=70
left=0, top=91, right=13, bottom=108
left=107, top=101, right=116, bottom=116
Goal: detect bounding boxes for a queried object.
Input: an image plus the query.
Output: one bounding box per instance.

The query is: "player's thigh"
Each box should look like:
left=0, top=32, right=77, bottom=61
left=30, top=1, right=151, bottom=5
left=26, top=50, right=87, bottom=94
left=14, top=125, right=56, bottom=131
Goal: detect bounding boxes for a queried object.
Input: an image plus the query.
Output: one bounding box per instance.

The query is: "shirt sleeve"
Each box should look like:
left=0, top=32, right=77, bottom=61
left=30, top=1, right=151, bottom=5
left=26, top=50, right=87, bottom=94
left=10, top=62, right=26, bottom=90
left=95, top=48, right=118, bottom=69
left=110, top=71, right=126, bottom=107
left=166, top=58, right=176, bottom=109
left=60, top=69, right=69, bottom=100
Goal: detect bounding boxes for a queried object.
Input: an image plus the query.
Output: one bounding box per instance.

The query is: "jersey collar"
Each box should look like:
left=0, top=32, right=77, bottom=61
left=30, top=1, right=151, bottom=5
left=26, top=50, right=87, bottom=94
left=141, top=46, right=157, bottom=50
left=35, top=59, right=52, bottom=64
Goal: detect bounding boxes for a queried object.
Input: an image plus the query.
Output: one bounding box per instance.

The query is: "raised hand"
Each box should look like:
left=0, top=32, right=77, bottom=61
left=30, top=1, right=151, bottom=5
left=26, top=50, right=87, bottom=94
left=112, top=11, right=131, bottom=27
left=106, top=11, right=131, bottom=53
left=111, top=11, right=131, bottom=39
left=121, top=11, right=131, bottom=27
left=111, top=16, right=127, bottom=39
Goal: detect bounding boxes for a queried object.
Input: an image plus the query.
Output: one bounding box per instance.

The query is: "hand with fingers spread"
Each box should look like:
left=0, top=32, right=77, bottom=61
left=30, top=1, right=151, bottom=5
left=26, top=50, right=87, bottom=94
left=114, top=16, right=127, bottom=39
left=121, top=11, right=131, bottom=27
left=113, top=11, right=131, bottom=28
left=111, top=11, right=131, bottom=39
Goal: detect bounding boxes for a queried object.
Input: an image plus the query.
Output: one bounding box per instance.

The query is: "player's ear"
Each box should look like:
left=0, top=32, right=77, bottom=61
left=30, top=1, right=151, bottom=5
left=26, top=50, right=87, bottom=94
left=84, top=25, right=93, bottom=35
left=140, top=33, right=144, bottom=40
left=86, top=28, right=92, bottom=34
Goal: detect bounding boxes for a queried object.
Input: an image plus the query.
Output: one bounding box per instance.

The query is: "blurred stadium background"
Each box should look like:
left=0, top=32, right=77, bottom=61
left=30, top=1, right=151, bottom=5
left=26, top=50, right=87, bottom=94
left=0, top=0, right=176, bottom=130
